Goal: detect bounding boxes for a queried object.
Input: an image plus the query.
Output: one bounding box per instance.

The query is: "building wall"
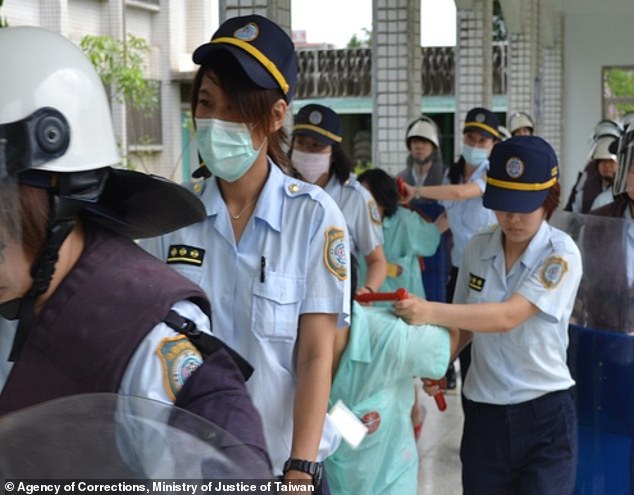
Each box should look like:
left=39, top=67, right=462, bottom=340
left=561, top=3, right=634, bottom=199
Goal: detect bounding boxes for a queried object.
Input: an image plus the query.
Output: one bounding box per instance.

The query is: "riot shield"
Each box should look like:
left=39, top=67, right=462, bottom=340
left=0, top=393, right=273, bottom=480
left=551, top=211, right=634, bottom=495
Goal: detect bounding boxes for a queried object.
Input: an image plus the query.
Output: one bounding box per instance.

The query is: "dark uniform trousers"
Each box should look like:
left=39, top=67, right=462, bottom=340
left=460, top=389, right=577, bottom=495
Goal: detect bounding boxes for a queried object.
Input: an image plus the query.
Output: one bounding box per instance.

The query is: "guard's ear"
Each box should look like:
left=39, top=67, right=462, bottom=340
left=271, top=98, right=287, bottom=132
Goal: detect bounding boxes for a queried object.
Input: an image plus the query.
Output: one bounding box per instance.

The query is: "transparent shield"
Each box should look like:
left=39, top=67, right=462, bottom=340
left=0, top=393, right=273, bottom=479
left=551, top=210, right=634, bottom=493
left=551, top=210, right=634, bottom=334
left=612, top=128, right=634, bottom=198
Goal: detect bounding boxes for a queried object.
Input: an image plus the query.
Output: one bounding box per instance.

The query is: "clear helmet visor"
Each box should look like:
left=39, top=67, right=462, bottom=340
left=0, top=178, right=21, bottom=246
left=0, top=178, right=27, bottom=311
left=612, top=128, right=634, bottom=198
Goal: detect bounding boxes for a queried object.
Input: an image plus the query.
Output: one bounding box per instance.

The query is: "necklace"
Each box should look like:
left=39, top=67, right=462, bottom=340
left=229, top=199, right=257, bottom=220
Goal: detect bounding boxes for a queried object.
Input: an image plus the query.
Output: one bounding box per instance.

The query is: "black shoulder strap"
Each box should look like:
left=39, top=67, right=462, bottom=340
left=163, top=309, right=253, bottom=381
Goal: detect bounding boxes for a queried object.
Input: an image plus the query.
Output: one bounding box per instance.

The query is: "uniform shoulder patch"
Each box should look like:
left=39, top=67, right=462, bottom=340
left=156, top=335, right=203, bottom=401
left=324, top=227, right=348, bottom=280
left=468, top=273, right=485, bottom=292
left=539, top=255, right=568, bottom=289
left=368, top=200, right=382, bottom=225
left=167, top=244, right=205, bottom=266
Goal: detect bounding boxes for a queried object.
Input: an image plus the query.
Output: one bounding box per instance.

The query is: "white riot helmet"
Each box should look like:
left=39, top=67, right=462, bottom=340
left=592, top=119, right=623, bottom=142
left=612, top=123, right=634, bottom=197
left=508, top=112, right=535, bottom=135
left=0, top=27, right=119, bottom=175
left=0, top=27, right=205, bottom=360
left=0, top=26, right=204, bottom=239
left=405, top=116, right=439, bottom=149
left=621, top=112, right=634, bottom=131
left=591, top=136, right=618, bottom=161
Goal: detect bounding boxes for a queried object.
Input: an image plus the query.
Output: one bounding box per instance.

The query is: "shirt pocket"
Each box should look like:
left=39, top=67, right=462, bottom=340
left=251, top=272, right=305, bottom=342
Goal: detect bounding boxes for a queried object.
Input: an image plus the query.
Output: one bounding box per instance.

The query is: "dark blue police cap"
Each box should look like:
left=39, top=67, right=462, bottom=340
left=293, top=104, right=343, bottom=145
left=192, top=15, right=297, bottom=102
left=463, top=107, right=500, bottom=140
left=483, top=135, right=559, bottom=213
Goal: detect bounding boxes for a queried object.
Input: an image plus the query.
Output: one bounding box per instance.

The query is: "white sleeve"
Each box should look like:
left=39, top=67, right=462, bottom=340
left=119, top=300, right=211, bottom=404
left=517, top=243, right=583, bottom=322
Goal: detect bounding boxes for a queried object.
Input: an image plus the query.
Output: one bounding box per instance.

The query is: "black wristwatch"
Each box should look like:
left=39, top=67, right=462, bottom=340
left=282, top=458, right=323, bottom=487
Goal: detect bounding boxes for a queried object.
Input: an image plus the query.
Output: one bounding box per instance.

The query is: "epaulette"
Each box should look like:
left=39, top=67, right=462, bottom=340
left=184, top=178, right=208, bottom=196
left=282, top=177, right=320, bottom=199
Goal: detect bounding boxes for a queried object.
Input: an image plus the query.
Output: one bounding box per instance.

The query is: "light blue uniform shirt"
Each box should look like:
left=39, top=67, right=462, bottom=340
left=325, top=173, right=383, bottom=258
left=142, top=162, right=351, bottom=474
left=439, top=161, right=497, bottom=267
left=455, top=221, right=582, bottom=404
left=326, top=302, right=450, bottom=495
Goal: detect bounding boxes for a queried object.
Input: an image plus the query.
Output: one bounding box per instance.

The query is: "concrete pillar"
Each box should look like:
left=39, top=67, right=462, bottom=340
left=372, top=0, right=421, bottom=176
left=507, top=0, right=539, bottom=127
left=454, top=0, right=493, bottom=159
left=40, top=0, right=69, bottom=34
left=107, top=0, right=127, bottom=167
left=538, top=9, right=565, bottom=180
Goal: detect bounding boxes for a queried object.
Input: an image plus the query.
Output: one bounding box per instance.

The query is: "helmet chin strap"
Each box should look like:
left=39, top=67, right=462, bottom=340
left=7, top=196, right=79, bottom=362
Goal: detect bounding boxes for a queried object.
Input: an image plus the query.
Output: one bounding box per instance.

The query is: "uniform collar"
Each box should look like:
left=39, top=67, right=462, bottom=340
left=201, top=159, right=283, bottom=232
left=518, top=220, right=550, bottom=269
left=481, top=219, right=550, bottom=269
left=471, top=159, right=490, bottom=180
left=346, top=302, right=372, bottom=363
left=324, top=172, right=339, bottom=192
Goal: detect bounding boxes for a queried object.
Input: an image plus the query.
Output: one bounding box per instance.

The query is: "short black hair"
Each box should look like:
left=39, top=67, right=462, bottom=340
left=357, top=168, right=399, bottom=217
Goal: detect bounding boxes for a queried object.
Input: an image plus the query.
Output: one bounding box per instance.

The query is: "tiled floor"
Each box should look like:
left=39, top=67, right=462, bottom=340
left=416, top=382, right=464, bottom=495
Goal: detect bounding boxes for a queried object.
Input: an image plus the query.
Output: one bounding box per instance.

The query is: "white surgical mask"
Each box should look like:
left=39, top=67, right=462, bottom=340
left=195, top=118, right=264, bottom=182
left=462, top=144, right=490, bottom=167
left=292, top=149, right=331, bottom=183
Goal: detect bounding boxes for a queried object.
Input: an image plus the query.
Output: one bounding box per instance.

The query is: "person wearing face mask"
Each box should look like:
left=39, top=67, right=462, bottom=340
left=290, top=104, right=387, bottom=296
left=141, top=15, right=350, bottom=493
left=401, top=107, right=499, bottom=389
left=0, top=25, right=270, bottom=475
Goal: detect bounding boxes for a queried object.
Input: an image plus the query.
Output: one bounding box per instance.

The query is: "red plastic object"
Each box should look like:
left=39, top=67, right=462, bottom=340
left=426, top=378, right=447, bottom=412
left=396, top=176, right=407, bottom=200
left=354, top=288, right=409, bottom=303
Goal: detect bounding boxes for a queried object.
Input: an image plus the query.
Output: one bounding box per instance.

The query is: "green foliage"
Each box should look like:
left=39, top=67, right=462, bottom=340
left=604, top=68, right=634, bottom=119
left=0, top=0, right=9, bottom=28
left=492, top=0, right=507, bottom=42
left=605, top=68, right=634, bottom=97
left=80, top=34, right=158, bottom=114
left=347, top=27, right=371, bottom=49
left=353, top=161, right=373, bottom=177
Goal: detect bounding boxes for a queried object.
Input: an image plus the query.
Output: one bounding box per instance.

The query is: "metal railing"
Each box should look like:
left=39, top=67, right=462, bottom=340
left=296, top=43, right=507, bottom=99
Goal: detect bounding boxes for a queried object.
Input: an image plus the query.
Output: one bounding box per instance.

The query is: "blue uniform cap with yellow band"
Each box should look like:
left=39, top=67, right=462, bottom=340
left=483, top=135, right=559, bottom=213
left=293, top=103, right=343, bottom=145
left=463, top=107, right=500, bottom=140
left=192, top=14, right=297, bottom=102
